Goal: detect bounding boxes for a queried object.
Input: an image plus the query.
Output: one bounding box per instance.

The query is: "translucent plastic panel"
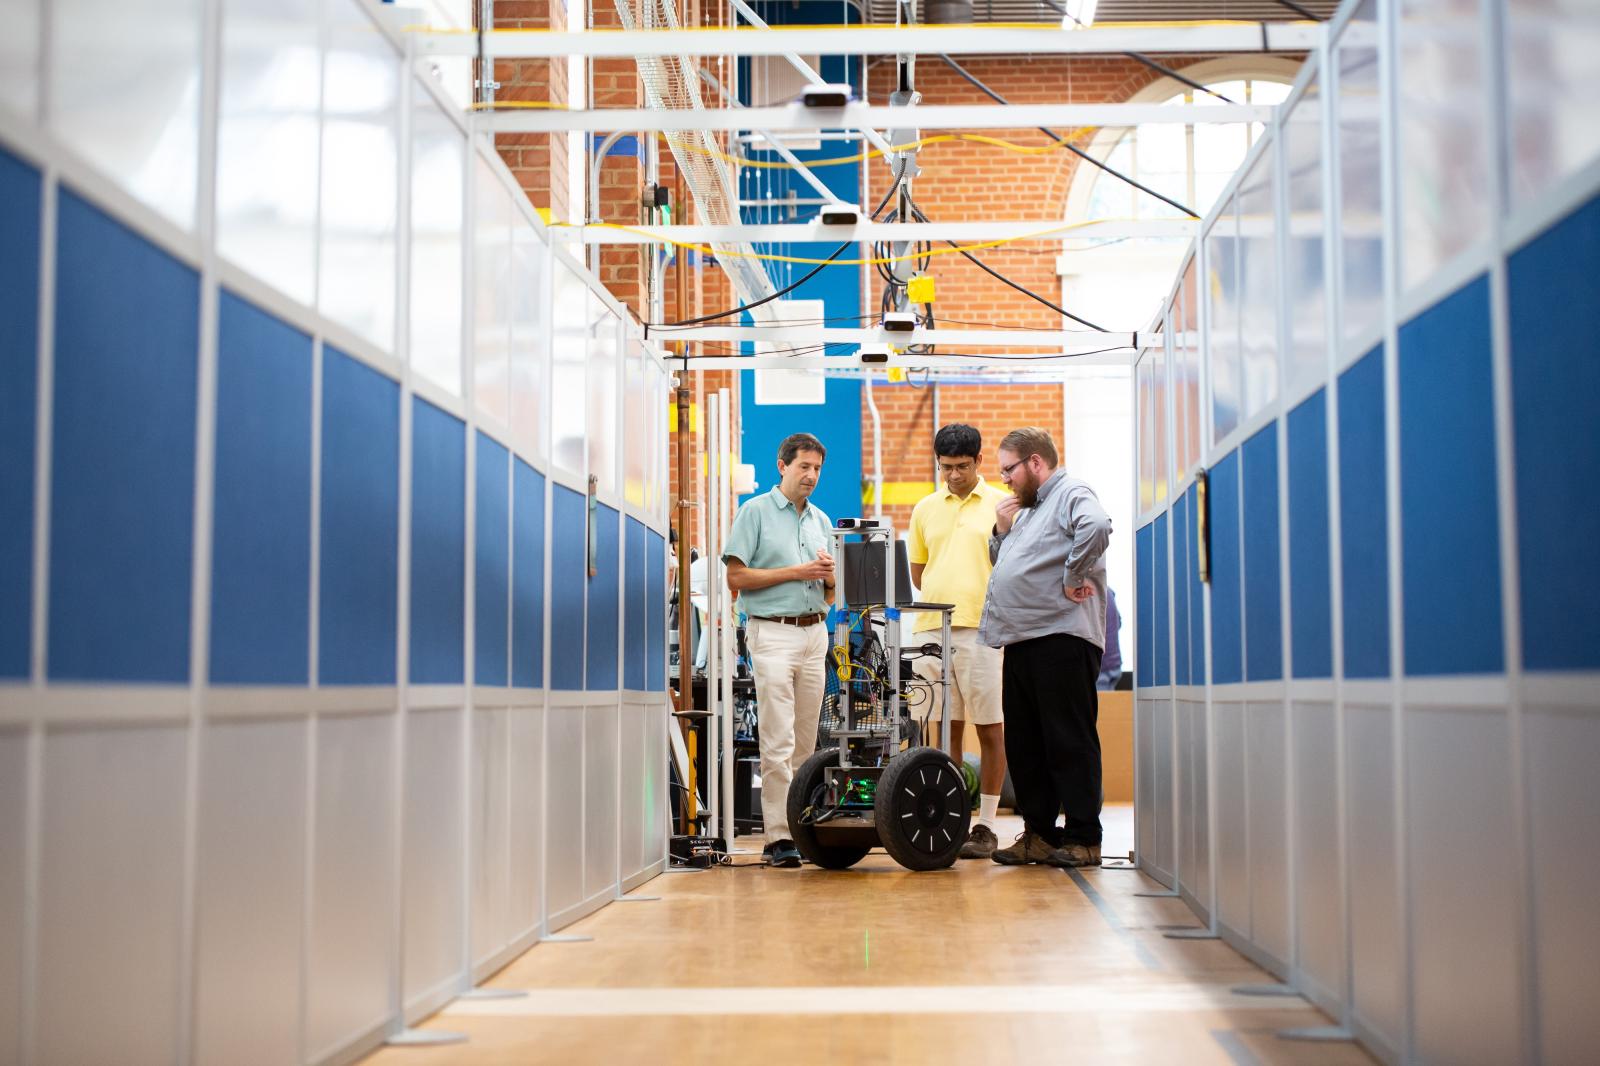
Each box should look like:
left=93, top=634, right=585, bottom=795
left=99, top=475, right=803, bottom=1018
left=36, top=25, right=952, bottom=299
left=1398, top=0, right=1490, bottom=290
left=624, top=339, right=648, bottom=507
left=587, top=294, right=621, bottom=497
left=1177, top=259, right=1203, bottom=469
left=1507, top=0, right=1600, bottom=207
left=1151, top=333, right=1169, bottom=506
left=1337, top=0, right=1384, bottom=349
left=509, top=217, right=546, bottom=458
left=1192, top=82, right=1259, bottom=212
left=1238, top=154, right=1279, bottom=421
left=1284, top=80, right=1328, bottom=397
left=551, top=260, right=588, bottom=474
left=473, top=157, right=513, bottom=426
left=319, top=0, right=398, bottom=352
left=409, top=92, right=464, bottom=396
left=0, top=0, right=41, bottom=120
left=1207, top=209, right=1242, bottom=444
left=51, top=0, right=201, bottom=230
left=1137, top=356, right=1155, bottom=514
left=411, top=0, right=474, bottom=109
left=1169, top=308, right=1190, bottom=479
left=216, top=0, right=320, bottom=306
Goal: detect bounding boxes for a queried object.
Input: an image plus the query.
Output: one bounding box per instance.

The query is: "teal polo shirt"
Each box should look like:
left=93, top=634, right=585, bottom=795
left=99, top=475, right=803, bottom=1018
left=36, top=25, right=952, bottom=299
left=722, top=486, right=833, bottom=617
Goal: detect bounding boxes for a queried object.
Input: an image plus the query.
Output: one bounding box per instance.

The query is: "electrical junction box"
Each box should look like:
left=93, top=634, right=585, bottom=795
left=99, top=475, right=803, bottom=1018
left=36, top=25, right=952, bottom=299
left=907, top=274, right=935, bottom=305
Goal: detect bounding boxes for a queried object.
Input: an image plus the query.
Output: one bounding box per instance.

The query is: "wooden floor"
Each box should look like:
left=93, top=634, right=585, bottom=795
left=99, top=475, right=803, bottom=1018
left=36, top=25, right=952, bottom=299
left=363, top=806, right=1371, bottom=1066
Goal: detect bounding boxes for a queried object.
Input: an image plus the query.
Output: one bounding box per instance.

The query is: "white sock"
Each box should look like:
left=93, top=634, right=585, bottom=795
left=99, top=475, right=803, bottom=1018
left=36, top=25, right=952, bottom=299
left=978, top=794, right=1000, bottom=830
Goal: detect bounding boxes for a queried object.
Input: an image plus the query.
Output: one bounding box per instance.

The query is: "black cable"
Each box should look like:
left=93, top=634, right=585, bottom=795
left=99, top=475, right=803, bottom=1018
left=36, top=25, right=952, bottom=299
left=937, top=54, right=1198, bottom=219
left=1038, top=0, right=1238, bottom=105
left=1272, top=0, right=1323, bottom=20
left=653, top=184, right=899, bottom=330
left=904, top=191, right=1110, bottom=333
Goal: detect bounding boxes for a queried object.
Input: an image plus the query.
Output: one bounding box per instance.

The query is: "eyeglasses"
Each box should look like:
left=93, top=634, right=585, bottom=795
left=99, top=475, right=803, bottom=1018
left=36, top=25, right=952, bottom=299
left=998, top=456, right=1032, bottom=479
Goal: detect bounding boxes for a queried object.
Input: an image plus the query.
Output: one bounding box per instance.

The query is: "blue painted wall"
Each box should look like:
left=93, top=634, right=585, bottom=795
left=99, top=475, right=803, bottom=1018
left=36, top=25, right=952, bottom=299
left=1338, top=346, right=1390, bottom=679
left=49, top=190, right=198, bottom=683
left=1287, top=390, right=1332, bottom=680
left=624, top=518, right=648, bottom=691
left=550, top=484, right=587, bottom=690
left=411, top=398, right=467, bottom=685
left=475, top=433, right=510, bottom=687
left=511, top=459, right=545, bottom=688
left=1154, top=513, right=1170, bottom=686
left=587, top=504, right=620, bottom=691
left=1209, top=451, right=1243, bottom=685
left=210, top=292, right=313, bottom=685
left=1398, top=276, right=1503, bottom=676
left=0, top=147, right=40, bottom=679
left=1242, top=424, right=1282, bottom=682
left=1136, top=523, right=1154, bottom=688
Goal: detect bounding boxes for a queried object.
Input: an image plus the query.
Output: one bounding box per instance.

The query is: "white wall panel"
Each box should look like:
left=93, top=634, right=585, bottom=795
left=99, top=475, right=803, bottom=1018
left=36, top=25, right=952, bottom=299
left=1151, top=700, right=1174, bottom=879
left=50, top=0, right=201, bottom=230
left=545, top=707, right=584, bottom=918
left=38, top=725, right=187, bottom=1065
left=1405, top=704, right=1518, bottom=1066
left=471, top=707, right=510, bottom=965
left=0, top=731, right=25, bottom=1064
left=410, top=93, right=466, bottom=397
left=509, top=223, right=546, bottom=459
left=619, top=703, right=647, bottom=882
left=507, top=706, right=544, bottom=938
left=472, top=160, right=513, bottom=428
left=584, top=703, right=620, bottom=899
left=1506, top=0, right=1600, bottom=207
left=1246, top=701, right=1289, bottom=964
left=586, top=303, right=621, bottom=497
left=1291, top=701, right=1343, bottom=1004
left=0, top=0, right=39, bottom=119
left=216, top=0, right=321, bottom=306
left=1336, top=0, right=1383, bottom=351
left=318, top=0, right=399, bottom=352
left=1135, top=698, right=1157, bottom=872
left=1345, top=701, right=1401, bottom=1048
left=403, top=707, right=465, bottom=1003
left=1214, top=701, right=1249, bottom=932
left=1525, top=704, right=1600, bottom=1061
left=1176, top=699, right=1197, bottom=890
left=551, top=263, right=588, bottom=475
left=1187, top=701, right=1211, bottom=911
left=194, top=719, right=306, bottom=1066
left=308, top=713, right=395, bottom=1059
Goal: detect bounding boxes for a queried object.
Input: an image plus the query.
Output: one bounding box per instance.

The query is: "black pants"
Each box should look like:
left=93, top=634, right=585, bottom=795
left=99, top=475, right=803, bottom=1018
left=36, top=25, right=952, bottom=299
left=1002, top=633, right=1103, bottom=847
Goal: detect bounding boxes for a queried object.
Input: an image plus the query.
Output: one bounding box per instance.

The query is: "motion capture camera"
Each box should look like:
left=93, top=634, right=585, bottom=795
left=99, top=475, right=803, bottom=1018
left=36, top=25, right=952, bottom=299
left=800, top=83, right=854, bottom=108
left=836, top=517, right=883, bottom=529
left=881, top=312, right=917, bottom=333
left=820, top=202, right=862, bottom=226
left=858, top=344, right=891, bottom=365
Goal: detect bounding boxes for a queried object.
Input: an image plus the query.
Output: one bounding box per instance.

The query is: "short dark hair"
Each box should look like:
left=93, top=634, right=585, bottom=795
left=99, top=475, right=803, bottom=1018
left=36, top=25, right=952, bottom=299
left=998, top=427, right=1059, bottom=469
left=777, top=432, right=826, bottom=465
left=933, top=423, right=982, bottom=460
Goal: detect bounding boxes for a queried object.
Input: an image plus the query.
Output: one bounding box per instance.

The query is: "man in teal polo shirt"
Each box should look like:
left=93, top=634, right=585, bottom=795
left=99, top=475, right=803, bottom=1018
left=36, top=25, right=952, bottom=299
left=723, top=433, right=835, bottom=868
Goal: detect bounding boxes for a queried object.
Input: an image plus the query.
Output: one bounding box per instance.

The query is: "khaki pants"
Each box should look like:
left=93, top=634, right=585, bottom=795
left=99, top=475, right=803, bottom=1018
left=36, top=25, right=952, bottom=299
left=746, top=618, right=829, bottom=843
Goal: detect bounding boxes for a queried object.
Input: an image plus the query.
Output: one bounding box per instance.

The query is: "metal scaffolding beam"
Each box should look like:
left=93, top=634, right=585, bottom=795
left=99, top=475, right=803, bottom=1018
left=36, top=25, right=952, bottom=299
left=643, top=326, right=1137, bottom=348
left=418, top=23, right=1323, bottom=59
left=557, top=219, right=1198, bottom=244
left=678, top=351, right=1137, bottom=368
left=478, top=102, right=1273, bottom=133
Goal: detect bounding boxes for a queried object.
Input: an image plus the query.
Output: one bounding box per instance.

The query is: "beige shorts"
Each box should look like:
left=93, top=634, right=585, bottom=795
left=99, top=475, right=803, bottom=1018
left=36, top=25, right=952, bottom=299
left=912, top=627, right=1003, bottom=726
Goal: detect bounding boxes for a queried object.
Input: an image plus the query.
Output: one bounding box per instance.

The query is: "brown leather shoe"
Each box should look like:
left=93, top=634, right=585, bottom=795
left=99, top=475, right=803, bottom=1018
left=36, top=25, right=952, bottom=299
left=959, top=824, right=999, bottom=859
left=1044, top=842, right=1102, bottom=868
left=991, top=830, right=1056, bottom=865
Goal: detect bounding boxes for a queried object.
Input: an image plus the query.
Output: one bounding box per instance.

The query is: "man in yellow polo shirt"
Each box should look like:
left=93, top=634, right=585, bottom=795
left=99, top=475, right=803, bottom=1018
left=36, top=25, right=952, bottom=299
left=908, top=424, right=1010, bottom=859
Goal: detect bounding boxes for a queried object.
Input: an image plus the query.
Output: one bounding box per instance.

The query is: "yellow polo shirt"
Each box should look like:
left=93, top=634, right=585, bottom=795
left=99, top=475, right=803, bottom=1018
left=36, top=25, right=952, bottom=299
left=906, top=477, right=1012, bottom=632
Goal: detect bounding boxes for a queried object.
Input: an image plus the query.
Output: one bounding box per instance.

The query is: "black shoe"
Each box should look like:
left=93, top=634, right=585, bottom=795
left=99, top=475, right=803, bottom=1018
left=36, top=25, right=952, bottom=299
left=767, top=839, right=802, bottom=868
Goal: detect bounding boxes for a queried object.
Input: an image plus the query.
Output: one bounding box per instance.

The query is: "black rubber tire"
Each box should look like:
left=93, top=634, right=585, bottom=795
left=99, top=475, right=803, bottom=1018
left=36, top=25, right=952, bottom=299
left=873, top=746, right=970, bottom=871
left=787, top=747, right=873, bottom=870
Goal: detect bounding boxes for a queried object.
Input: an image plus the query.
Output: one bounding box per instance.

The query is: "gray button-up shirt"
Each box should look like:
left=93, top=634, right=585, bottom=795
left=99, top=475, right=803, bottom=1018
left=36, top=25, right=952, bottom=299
left=978, top=468, right=1113, bottom=650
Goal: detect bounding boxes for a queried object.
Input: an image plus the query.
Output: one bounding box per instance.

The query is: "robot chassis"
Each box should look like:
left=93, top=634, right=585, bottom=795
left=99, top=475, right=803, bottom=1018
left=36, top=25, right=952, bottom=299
left=788, top=520, right=970, bottom=871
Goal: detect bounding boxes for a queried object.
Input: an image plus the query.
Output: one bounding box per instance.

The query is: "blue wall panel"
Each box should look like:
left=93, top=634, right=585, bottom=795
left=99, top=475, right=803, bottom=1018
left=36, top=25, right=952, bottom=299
left=1338, top=347, right=1390, bottom=678
left=1136, top=523, right=1154, bottom=688
left=587, top=504, right=620, bottom=691
left=319, top=348, right=399, bottom=685
left=549, top=485, right=586, bottom=690
left=409, top=398, right=465, bottom=684
left=49, top=190, right=197, bottom=682
left=624, top=519, right=647, bottom=690
left=210, top=292, right=312, bottom=684
left=1174, top=489, right=1192, bottom=686
left=1288, top=391, right=1332, bottom=679
left=0, top=148, right=40, bottom=679
left=474, top=433, right=510, bottom=687
left=1154, top=514, right=1170, bottom=687
left=1187, top=485, right=1205, bottom=681
left=739, top=373, right=861, bottom=526
left=1209, top=451, right=1243, bottom=685
left=1398, top=276, right=1503, bottom=676
left=646, top=530, right=665, bottom=691
left=511, top=460, right=545, bottom=688
left=1243, top=424, right=1282, bottom=681
left=1509, top=194, right=1600, bottom=671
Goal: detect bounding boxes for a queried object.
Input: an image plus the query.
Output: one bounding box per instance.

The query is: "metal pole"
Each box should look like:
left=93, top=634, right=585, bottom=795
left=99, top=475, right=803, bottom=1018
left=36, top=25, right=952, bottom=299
left=705, top=391, right=721, bottom=834
left=719, top=387, right=736, bottom=849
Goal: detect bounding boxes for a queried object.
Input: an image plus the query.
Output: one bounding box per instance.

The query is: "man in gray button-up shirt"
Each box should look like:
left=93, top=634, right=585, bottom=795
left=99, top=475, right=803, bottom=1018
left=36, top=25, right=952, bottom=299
left=979, top=428, right=1113, bottom=869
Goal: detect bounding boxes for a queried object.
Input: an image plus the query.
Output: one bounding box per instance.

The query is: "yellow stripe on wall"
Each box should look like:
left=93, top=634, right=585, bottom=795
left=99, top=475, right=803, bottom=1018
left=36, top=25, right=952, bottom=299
left=861, top=481, right=937, bottom=506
